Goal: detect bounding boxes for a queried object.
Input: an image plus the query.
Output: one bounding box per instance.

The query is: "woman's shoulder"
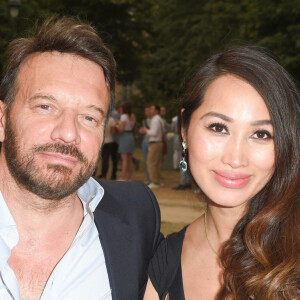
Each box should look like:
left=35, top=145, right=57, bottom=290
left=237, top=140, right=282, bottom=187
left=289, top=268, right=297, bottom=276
left=147, top=226, right=188, bottom=297
left=166, top=226, right=187, bottom=248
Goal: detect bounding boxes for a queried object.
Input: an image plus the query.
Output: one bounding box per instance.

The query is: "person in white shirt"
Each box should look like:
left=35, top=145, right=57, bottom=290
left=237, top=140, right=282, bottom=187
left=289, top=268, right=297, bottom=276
left=140, top=105, right=165, bottom=189
left=0, top=17, right=162, bottom=300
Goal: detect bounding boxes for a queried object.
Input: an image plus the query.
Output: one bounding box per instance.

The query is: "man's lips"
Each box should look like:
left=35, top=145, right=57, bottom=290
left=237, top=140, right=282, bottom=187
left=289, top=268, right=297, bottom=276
left=213, top=170, right=251, bottom=188
left=40, top=152, right=78, bottom=166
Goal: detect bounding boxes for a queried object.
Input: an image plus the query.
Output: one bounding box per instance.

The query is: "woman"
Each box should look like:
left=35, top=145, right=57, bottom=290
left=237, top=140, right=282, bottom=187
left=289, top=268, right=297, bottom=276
left=98, top=115, right=116, bottom=180
left=116, top=101, right=136, bottom=180
left=144, top=46, right=300, bottom=299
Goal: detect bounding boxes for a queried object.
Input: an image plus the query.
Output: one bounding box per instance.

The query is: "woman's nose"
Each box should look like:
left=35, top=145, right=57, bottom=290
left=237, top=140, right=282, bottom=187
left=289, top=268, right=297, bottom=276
left=222, top=136, right=249, bottom=168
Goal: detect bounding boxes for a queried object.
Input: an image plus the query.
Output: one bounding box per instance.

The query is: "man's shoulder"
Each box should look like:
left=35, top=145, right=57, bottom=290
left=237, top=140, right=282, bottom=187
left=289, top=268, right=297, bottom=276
left=96, top=180, right=159, bottom=211
left=99, top=180, right=151, bottom=195
left=94, top=179, right=161, bottom=231
left=151, top=114, right=161, bottom=124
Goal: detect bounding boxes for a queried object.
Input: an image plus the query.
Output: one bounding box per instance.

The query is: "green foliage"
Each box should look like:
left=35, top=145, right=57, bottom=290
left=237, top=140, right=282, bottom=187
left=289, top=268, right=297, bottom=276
left=0, top=0, right=152, bottom=87
left=132, top=0, right=300, bottom=120
left=0, top=0, right=299, bottom=121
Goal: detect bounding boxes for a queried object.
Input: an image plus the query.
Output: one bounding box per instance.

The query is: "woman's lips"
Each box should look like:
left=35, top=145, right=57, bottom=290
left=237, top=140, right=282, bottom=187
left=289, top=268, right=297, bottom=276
left=213, top=170, right=251, bottom=188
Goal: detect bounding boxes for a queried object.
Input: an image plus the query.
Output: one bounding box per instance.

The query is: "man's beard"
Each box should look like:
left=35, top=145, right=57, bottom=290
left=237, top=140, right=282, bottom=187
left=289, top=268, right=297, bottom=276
left=4, top=113, right=98, bottom=200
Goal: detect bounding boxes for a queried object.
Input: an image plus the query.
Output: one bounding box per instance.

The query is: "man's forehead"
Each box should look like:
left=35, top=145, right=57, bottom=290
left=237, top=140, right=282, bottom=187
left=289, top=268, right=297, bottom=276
left=18, top=51, right=105, bottom=77
left=14, top=51, right=110, bottom=113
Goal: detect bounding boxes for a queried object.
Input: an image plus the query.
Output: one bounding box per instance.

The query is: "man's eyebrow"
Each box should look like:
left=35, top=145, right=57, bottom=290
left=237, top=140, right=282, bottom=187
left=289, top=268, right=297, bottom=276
left=86, top=105, right=106, bottom=117
left=28, top=94, right=57, bottom=102
left=200, top=111, right=272, bottom=126
left=27, top=94, right=106, bottom=117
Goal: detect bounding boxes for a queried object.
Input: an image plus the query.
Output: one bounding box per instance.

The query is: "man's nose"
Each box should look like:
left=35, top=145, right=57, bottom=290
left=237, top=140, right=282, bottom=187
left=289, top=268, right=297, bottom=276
left=221, top=136, right=249, bottom=168
left=50, top=110, right=81, bottom=144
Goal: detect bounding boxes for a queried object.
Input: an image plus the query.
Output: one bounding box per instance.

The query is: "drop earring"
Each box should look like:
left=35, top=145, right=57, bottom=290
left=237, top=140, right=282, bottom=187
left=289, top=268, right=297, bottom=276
left=179, top=141, right=188, bottom=172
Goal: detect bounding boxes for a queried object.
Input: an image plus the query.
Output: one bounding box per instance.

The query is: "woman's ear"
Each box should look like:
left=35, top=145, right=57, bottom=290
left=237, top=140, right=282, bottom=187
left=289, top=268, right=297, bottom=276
left=180, top=108, right=187, bottom=142
left=0, top=101, right=7, bottom=142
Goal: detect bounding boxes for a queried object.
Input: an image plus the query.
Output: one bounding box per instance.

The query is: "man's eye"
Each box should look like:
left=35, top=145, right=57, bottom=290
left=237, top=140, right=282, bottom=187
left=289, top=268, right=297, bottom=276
left=85, top=116, right=96, bottom=122
left=208, top=122, right=228, bottom=134
left=253, top=130, right=273, bottom=140
left=40, top=104, right=50, bottom=110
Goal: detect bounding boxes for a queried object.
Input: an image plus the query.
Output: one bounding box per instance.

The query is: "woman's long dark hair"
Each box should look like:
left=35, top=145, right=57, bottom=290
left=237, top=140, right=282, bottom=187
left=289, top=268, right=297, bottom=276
left=180, top=46, right=300, bottom=299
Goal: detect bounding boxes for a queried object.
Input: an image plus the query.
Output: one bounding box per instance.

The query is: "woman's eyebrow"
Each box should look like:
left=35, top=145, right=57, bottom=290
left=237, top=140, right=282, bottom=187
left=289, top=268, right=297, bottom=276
left=200, top=111, right=272, bottom=126
left=250, top=120, right=273, bottom=126
left=200, top=112, right=233, bottom=122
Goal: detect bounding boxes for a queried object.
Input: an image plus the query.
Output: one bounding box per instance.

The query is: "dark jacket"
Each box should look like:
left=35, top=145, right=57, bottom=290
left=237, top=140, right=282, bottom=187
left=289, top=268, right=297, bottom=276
left=94, top=180, right=163, bottom=300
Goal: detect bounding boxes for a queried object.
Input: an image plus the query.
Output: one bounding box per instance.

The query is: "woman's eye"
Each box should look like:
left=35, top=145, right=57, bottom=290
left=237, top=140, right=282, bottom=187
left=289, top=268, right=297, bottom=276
left=208, top=122, right=228, bottom=134
left=253, top=130, right=273, bottom=140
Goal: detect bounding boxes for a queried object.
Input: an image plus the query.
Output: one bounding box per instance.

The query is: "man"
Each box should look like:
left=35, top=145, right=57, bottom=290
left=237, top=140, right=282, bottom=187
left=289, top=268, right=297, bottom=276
left=140, top=105, right=165, bottom=189
left=0, top=17, right=162, bottom=300
left=159, top=105, right=171, bottom=133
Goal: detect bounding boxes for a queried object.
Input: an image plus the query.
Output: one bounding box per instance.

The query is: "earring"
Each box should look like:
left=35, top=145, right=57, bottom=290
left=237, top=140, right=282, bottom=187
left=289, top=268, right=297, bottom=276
left=179, top=141, right=188, bottom=172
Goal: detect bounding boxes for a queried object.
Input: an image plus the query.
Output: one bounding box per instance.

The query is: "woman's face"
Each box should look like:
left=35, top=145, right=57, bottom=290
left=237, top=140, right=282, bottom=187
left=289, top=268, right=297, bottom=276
left=184, top=74, right=275, bottom=209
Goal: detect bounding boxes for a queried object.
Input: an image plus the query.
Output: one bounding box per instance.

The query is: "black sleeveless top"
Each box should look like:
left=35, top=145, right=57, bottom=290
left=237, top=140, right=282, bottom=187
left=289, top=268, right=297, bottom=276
left=147, top=227, right=187, bottom=300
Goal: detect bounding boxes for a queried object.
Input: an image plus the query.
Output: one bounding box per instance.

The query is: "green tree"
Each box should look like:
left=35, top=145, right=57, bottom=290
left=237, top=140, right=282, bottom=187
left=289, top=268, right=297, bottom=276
left=133, top=0, right=300, bottom=120
left=134, top=0, right=242, bottom=119
left=0, top=0, right=153, bottom=88
left=239, top=0, right=300, bottom=79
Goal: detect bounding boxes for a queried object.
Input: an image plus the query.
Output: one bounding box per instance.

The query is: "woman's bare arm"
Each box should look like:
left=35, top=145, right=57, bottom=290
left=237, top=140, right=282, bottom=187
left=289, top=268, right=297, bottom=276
left=143, top=278, right=160, bottom=300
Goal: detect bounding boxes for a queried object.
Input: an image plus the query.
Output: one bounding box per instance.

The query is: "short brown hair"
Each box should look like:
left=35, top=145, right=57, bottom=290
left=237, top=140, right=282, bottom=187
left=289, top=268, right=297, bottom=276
left=0, top=16, right=116, bottom=112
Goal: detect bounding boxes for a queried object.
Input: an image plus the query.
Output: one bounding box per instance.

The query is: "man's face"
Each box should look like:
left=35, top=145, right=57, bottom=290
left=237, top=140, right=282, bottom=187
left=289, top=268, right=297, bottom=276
left=144, top=107, right=151, bottom=118
left=0, top=51, right=110, bottom=200
left=160, top=106, right=166, bottom=117
left=150, top=105, right=157, bottom=117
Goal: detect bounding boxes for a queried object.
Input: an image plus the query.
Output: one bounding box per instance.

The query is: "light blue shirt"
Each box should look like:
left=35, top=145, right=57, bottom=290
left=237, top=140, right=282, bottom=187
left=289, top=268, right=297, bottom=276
left=0, top=177, right=112, bottom=300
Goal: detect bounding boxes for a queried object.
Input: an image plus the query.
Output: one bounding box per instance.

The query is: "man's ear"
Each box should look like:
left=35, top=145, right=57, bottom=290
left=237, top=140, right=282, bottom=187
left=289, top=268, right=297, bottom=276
left=0, top=101, right=7, bottom=142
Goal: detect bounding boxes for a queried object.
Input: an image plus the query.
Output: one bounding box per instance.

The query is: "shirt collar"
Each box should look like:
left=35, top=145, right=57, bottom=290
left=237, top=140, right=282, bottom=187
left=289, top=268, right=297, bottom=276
left=0, top=177, right=104, bottom=231
left=77, top=177, right=104, bottom=214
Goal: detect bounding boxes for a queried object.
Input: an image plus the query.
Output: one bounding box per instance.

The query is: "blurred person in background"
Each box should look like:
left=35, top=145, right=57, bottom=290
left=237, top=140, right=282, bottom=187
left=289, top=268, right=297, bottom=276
left=140, top=104, right=165, bottom=189
left=171, top=115, right=181, bottom=170
left=160, top=105, right=172, bottom=132
left=109, top=107, right=120, bottom=180
left=140, top=104, right=152, bottom=184
left=98, top=115, right=116, bottom=180
left=116, top=101, right=136, bottom=181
